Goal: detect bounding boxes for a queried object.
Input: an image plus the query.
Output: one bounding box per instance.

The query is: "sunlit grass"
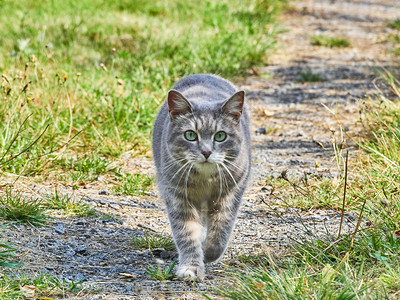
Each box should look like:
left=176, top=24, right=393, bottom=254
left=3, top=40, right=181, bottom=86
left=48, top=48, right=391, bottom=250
left=113, top=173, right=154, bottom=195
left=0, top=0, right=287, bottom=178
left=0, top=271, right=83, bottom=300
left=130, top=233, right=175, bottom=251
left=311, top=35, right=350, bottom=48
left=0, top=189, right=47, bottom=226
left=216, top=73, right=400, bottom=299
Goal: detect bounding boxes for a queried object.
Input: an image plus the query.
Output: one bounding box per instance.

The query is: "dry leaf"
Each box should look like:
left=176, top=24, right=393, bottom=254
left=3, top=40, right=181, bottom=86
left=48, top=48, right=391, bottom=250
left=263, top=109, right=274, bottom=117
left=19, top=285, right=36, bottom=298
left=119, top=273, right=137, bottom=279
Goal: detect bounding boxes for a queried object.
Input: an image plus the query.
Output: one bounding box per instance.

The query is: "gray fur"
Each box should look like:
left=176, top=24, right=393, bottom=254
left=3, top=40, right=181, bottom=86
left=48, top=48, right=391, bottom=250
left=152, top=74, right=251, bottom=279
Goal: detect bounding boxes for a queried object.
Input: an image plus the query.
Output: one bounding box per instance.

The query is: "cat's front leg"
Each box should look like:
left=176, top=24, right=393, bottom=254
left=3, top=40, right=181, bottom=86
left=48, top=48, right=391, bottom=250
left=204, top=194, right=241, bottom=263
left=167, top=202, right=205, bottom=280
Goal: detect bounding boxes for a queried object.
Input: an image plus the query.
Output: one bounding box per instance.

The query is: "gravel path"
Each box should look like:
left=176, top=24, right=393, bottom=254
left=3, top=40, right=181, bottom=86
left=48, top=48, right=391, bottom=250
left=2, top=0, right=400, bottom=299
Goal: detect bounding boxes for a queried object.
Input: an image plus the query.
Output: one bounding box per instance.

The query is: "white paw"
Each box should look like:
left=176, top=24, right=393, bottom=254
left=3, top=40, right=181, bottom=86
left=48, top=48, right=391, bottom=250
left=176, top=265, right=204, bottom=280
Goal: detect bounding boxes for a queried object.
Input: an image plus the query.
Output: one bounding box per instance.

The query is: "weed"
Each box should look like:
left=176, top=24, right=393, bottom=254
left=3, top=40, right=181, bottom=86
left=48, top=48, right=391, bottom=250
left=0, top=271, right=83, bottom=299
left=0, top=227, right=18, bottom=268
left=113, top=173, right=154, bottom=195
left=311, top=35, right=350, bottom=48
left=130, top=233, right=175, bottom=251
left=57, top=153, right=116, bottom=183
left=0, top=243, right=17, bottom=268
left=43, top=190, right=96, bottom=217
left=146, top=260, right=176, bottom=281
left=0, top=189, right=47, bottom=226
left=237, top=253, right=270, bottom=266
left=388, top=18, right=400, bottom=30
left=298, top=70, right=322, bottom=82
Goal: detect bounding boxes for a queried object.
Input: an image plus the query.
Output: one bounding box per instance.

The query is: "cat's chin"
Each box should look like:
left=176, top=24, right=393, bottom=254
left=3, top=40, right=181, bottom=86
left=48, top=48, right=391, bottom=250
left=194, top=161, right=218, bottom=174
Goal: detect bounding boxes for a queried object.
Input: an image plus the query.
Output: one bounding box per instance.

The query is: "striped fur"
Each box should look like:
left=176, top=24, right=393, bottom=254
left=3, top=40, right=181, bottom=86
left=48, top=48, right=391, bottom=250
left=152, top=74, right=251, bottom=280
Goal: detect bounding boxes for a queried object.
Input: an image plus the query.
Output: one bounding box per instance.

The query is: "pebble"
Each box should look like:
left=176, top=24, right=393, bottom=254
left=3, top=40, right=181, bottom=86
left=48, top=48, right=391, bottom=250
left=108, top=203, right=121, bottom=210
left=54, top=223, right=65, bottom=235
left=255, top=127, right=267, bottom=135
left=99, top=189, right=109, bottom=195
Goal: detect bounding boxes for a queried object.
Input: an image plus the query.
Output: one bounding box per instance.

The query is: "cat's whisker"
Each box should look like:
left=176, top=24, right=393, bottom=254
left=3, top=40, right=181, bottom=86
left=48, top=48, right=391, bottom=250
left=184, top=163, right=194, bottom=201
left=216, top=163, right=224, bottom=202
left=219, top=163, right=229, bottom=195
left=220, top=163, right=238, bottom=187
left=172, top=162, right=193, bottom=200
left=169, top=161, right=191, bottom=183
left=163, top=158, right=188, bottom=172
left=223, top=159, right=245, bottom=171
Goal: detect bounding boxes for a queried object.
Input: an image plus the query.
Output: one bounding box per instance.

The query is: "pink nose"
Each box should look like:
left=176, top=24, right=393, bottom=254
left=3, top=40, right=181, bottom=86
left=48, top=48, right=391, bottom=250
left=202, top=151, right=211, bottom=159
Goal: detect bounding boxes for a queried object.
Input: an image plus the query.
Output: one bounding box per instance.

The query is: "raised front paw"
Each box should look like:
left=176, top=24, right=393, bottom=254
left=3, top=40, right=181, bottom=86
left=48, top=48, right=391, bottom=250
left=176, top=264, right=205, bottom=280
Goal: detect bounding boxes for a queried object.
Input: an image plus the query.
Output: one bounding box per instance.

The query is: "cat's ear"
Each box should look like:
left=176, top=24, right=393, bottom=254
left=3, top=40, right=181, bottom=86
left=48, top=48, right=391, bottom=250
left=167, top=90, right=192, bottom=118
left=222, top=90, right=245, bottom=122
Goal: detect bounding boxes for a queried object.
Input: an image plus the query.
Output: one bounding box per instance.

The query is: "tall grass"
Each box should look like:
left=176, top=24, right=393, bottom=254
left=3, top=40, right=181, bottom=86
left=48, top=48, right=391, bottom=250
left=0, top=0, right=287, bottom=177
left=216, top=74, right=400, bottom=299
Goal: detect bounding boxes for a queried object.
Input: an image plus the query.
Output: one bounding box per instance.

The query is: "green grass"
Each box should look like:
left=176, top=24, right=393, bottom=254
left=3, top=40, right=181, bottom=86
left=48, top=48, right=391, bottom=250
left=0, top=189, right=47, bottom=226
left=388, top=18, right=400, bottom=30
left=311, top=35, right=351, bottom=48
left=0, top=271, right=83, bottom=300
left=0, top=227, right=18, bottom=268
left=215, top=73, right=400, bottom=299
left=56, top=152, right=117, bottom=183
left=0, top=0, right=287, bottom=178
left=146, top=260, right=176, bottom=281
left=43, top=190, right=96, bottom=217
left=113, top=173, right=154, bottom=195
left=130, top=233, right=175, bottom=251
left=237, top=253, right=270, bottom=266
left=298, top=70, right=322, bottom=82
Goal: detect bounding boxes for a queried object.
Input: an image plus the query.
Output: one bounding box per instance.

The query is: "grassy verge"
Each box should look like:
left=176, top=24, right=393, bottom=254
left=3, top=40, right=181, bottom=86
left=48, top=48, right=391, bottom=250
left=130, top=233, right=175, bottom=251
left=0, top=271, right=83, bottom=300
left=215, top=75, right=400, bottom=298
left=388, top=18, right=400, bottom=55
left=0, top=0, right=287, bottom=179
left=311, top=35, right=350, bottom=48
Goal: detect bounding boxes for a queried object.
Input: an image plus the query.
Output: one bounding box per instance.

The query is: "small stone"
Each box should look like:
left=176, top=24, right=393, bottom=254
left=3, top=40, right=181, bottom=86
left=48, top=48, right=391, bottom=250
left=255, top=127, right=267, bottom=135
left=54, top=223, right=65, bottom=235
left=108, top=203, right=121, bottom=210
left=151, top=248, right=166, bottom=257
left=75, top=245, right=87, bottom=255
left=261, top=186, right=272, bottom=192
left=99, top=189, right=109, bottom=195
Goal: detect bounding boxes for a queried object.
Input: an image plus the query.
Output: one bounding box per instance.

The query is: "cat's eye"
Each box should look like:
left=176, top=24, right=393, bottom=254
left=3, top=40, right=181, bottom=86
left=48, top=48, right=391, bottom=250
left=214, top=131, right=227, bottom=142
left=184, top=130, right=198, bottom=141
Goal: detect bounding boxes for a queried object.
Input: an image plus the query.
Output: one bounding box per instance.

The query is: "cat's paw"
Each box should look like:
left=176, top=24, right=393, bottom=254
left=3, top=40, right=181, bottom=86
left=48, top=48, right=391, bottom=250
left=176, top=265, right=205, bottom=281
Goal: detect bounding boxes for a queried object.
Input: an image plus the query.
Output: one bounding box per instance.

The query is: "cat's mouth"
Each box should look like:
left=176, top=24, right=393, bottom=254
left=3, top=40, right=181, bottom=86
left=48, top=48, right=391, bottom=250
left=200, top=159, right=216, bottom=164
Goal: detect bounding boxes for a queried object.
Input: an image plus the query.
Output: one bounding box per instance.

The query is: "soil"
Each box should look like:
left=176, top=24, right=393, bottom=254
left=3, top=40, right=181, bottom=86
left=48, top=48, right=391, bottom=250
left=1, top=0, right=400, bottom=299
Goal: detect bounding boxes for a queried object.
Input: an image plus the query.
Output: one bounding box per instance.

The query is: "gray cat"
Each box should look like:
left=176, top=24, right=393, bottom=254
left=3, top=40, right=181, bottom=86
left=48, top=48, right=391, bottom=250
left=152, top=74, right=251, bottom=280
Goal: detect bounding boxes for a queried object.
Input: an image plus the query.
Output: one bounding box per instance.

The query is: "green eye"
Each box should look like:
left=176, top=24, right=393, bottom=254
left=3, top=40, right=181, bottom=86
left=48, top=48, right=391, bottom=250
left=184, top=130, right=198, bottom=141
left=214, top=131, right=227, bottom=142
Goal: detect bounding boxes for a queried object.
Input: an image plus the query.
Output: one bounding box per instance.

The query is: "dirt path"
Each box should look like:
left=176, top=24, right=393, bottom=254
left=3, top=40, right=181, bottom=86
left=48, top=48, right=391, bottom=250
left=2, top=0, right=400, bottom=299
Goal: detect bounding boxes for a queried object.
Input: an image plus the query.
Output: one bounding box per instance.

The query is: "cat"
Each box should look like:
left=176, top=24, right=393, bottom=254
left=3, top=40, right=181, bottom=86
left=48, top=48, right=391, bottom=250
left=152, top=74, right=251, bottom=280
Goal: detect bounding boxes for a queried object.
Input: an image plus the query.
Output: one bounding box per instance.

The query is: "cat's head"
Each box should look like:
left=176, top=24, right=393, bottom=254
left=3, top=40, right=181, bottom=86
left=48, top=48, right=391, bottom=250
left=166, top=89, right=245, bottom=170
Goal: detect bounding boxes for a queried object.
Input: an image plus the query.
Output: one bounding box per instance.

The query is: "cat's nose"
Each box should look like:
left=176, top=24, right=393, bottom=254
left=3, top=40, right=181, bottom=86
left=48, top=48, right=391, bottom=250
left=202, top=151, right=211, bottom=159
